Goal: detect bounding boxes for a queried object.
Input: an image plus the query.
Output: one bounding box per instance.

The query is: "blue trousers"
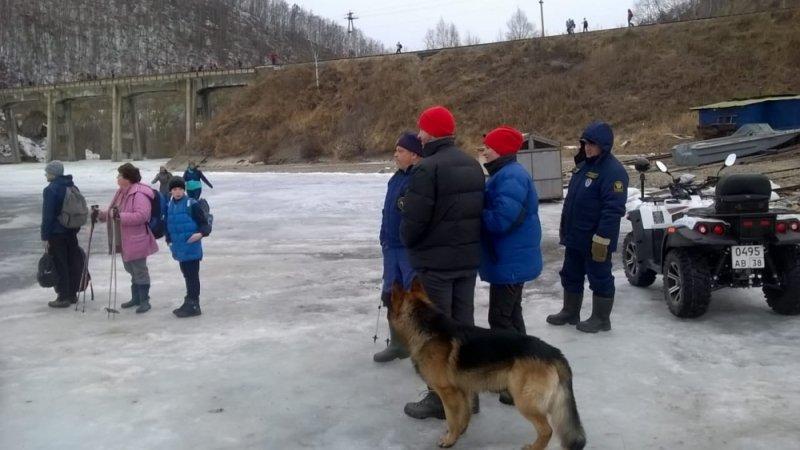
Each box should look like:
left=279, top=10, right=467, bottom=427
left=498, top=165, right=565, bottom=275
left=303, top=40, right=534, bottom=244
left=381, top=246, right=416, bottom=293
left=559, top=247, right=615, bottom=298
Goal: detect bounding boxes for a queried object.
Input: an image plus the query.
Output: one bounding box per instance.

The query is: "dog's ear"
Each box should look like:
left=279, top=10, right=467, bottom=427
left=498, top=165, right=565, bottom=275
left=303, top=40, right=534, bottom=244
left=410, top=277, right=426, bottom=296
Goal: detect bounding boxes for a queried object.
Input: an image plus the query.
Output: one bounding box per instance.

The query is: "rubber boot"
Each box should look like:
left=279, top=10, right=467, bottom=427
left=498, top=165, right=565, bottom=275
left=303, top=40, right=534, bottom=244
left=576, top=294, right=614, bottom=333
left=546, top=291, right=584, bottom=326
left=121, top=284, right=140, bottom=309
left=135, top=284, right=151, bottom=314
left=175, top=297, right=201, bottom=318
left=48, top=295, right=71, bottom=308
left=373, top=324, right=410, bottom=363
left=404, top=391, right=479, bottom=420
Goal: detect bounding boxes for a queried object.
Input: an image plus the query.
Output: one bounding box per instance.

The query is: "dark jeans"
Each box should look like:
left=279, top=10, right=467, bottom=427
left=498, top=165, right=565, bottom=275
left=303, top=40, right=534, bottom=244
left=488, top=283, right=526, bottom=334
left=48, top=233, right=82, bottom=299
left=559, top=247, right=615, bottom=298
left=188, top=188, right=201, bottom=200
left=179, top=259, right=201, bottom=301
left=416, top=269, right=477, bottom=325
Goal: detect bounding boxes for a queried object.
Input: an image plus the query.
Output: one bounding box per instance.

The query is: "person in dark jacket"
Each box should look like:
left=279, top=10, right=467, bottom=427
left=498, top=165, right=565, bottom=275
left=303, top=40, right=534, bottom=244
left=547, top=121, right=629, bottom=333
left=151, top=166, right=173, bottom=198
left=400, top=105, right=485, bottom=420
left=373, top=132, right=423, bottom=363
left=479, top=126, right=543, bottom=406
left=165, top=176, right=211, bottom=318
left=41, top=161, right=83, bottom=308
left=183, top=162, right=213, bottom=200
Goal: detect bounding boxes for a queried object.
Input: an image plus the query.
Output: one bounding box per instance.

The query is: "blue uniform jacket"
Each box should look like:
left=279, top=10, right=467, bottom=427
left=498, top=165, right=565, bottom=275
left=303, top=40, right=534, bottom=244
left=560, top=122, right=629, bottom=255
left=380, top=168, right=415, bottom=290
left=479, top=158, right=543, bottom=285
left=165, top=196, right=210, bottom=262
left=41, top=175, right=78, bottom=241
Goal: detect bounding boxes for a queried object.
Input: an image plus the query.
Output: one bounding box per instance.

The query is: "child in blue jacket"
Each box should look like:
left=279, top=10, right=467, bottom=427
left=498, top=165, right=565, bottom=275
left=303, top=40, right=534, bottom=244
left=374, top=132, right=423, bottom=363
left=165, top=176, right=211, bottom=318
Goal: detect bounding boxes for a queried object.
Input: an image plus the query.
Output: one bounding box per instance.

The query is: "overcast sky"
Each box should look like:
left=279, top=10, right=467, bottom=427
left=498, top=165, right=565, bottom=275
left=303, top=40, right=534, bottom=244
left=294, top=0, right=637, bottom=51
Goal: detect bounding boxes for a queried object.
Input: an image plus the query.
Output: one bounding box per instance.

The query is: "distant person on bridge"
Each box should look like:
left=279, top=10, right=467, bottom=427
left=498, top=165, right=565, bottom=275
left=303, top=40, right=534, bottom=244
left=183, top=162, right=213, bottom=200
left=583, top=18, right=588, bottom=32
left=396, top=42, right=403, bottom=53
left=628, top=9, right=634, bottom=27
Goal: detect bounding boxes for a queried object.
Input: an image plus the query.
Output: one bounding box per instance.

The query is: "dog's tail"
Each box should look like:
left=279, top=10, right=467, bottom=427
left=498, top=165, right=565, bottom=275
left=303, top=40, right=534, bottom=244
left=550, top=358, right=586, bottom=450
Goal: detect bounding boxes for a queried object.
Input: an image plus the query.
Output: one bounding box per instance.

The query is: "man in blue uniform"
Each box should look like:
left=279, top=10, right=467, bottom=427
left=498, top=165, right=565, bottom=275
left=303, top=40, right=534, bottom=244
left=547, top=121, right=628, bottom=333
left=374, top=132, right=423, bottom=363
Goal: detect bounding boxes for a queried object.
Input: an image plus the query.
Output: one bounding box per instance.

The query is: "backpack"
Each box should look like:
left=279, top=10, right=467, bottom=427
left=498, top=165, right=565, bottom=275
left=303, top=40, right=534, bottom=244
left=37, top=253, right=58, bottom=288
left=148, top=189, right=165, bottom=239
left=194, top=198, right=213, bottom=235
left=58, top=186, right=88, bottom=229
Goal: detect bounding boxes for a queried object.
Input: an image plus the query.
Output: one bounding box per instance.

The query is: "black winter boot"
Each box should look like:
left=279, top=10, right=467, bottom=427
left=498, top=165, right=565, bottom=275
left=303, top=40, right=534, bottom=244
left=404, top=391, right=479, bottom=420
left=172, top=297, right=191, bottom=316
left=546, top=291, right=584, bottom=326
left=121, top=284, right=140, bottom=309
left=174, top=298, right=201, bottom=318
left=373, top=324, right=410, bottom=363
left=48, top=296, right=71, bottom=308
left=577, top=294, right=614, bottom=333
left=135, top=284, right=151, bottom=314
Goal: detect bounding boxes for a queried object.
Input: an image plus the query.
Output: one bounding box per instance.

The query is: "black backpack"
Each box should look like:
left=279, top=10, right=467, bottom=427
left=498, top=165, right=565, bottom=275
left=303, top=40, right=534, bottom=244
left=37, top=253, right=58, bottom=288
left=148, top=189, right=165, bottom=239
left=195, top=198, right=213, bottom=235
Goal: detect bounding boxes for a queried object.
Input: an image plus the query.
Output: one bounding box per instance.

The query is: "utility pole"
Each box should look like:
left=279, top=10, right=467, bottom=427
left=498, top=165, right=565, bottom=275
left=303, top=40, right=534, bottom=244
left=345, top=11, right=358, bottom=57
left=539, top=1, right=545, bottom=37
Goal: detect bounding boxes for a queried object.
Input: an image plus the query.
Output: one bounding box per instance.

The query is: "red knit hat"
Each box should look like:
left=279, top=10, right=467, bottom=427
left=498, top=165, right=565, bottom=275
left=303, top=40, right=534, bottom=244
left=418, top=106, right=456, bottom=138
left=483, top=126, right=524, bottom=156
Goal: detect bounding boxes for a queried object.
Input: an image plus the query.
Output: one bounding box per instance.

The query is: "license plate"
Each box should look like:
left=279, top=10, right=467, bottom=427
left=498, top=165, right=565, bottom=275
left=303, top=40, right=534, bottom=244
left=731, top=245, right=765, bottom=270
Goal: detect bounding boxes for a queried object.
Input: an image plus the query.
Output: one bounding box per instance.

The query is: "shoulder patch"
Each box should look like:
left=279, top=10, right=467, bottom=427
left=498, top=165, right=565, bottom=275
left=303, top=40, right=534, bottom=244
left=586, top=172, right=599, bottom=179
left=613, top=180, right=625, bottom=193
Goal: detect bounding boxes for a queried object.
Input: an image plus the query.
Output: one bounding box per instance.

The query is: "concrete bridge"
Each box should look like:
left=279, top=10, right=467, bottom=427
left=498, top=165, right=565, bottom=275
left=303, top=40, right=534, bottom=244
left=0, top=68, right=261, bottom=163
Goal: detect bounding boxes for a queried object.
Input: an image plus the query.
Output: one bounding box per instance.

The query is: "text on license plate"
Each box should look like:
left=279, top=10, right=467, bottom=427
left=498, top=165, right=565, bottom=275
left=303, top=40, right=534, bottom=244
left=731, top=245, right=765, bottom=269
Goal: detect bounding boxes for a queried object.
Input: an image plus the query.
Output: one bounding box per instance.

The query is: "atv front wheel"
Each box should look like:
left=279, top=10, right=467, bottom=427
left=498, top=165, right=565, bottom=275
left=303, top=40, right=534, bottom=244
left=763, top=247, right=800, bottom=315
left=663, top=249, right=712, bottom=318
left=622, top=233, right=657, bottom=287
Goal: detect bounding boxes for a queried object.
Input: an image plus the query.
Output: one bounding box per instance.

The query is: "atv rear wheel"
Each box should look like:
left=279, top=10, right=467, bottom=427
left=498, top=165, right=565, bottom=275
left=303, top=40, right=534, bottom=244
left=622, top=233, right=657, bottom=287
left=763, top=247, right=800, bottom=315
left=663, top=249, right=712, bottom=318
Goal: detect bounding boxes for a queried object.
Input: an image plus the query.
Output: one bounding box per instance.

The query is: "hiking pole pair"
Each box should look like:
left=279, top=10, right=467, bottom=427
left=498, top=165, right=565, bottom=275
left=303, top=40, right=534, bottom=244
left=105, top=208, right=120, bottom=318
left=75, top=206, right=98, bottom=313
left=373, top=298, right=389, bottom=347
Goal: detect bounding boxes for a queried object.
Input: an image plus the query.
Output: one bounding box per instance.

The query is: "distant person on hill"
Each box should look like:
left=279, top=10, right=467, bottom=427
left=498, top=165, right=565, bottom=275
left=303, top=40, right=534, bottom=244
left=183, top=161, right=213, bottom=200
left=583, top=18, right=588, bottom=32
left=628, top=9, right=634, bottom=27
left=396, top=42, right=403, bottom=53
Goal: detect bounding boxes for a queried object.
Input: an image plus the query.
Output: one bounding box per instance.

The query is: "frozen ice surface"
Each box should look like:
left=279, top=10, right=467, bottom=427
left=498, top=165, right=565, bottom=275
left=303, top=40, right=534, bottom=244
left=1, top=160, right=798, bottom=449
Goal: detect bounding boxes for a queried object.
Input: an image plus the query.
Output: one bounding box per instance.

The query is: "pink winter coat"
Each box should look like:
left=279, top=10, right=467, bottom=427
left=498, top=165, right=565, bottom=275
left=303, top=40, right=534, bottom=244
left=99, top=183, right=159, bottom=262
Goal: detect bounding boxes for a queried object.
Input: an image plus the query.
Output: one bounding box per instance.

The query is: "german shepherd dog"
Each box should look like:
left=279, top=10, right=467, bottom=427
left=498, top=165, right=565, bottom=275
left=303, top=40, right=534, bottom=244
left=388, top=279, right=586, bottom=450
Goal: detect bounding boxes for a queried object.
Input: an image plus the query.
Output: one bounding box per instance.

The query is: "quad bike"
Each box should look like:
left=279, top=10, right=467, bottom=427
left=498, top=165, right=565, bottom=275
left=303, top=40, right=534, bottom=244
left=623, top=154, right=800, bottom=318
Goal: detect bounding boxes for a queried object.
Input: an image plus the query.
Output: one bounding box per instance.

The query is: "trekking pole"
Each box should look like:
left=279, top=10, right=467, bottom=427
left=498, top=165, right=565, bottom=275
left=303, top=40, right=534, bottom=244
left=105, top=211, right=120, bottom=318
left=76, top=214, right=96, bottom=313
left=373, top=299, right=383, bottom=345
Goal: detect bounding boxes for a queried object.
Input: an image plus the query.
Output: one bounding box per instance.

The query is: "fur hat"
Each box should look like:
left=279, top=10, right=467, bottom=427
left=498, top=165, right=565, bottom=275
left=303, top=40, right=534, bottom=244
left=418, top=106, right=456, bottom=138
left=45, top=160, right=64, bottom=177
left=483, top=126, right=524, bottom=156
left=396, top=132, right=424, bottom=156
left=168, top=176, right=186, bottom=191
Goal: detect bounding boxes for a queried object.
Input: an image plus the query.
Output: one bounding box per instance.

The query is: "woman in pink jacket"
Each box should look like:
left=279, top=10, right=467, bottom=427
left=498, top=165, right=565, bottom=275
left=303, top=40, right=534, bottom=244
left=96, top=163, right=159, bottom=313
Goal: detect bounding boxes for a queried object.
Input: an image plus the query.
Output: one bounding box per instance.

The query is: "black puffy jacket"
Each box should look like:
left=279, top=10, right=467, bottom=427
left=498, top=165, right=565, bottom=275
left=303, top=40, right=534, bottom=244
left=400, top=138, right=485, bottom=271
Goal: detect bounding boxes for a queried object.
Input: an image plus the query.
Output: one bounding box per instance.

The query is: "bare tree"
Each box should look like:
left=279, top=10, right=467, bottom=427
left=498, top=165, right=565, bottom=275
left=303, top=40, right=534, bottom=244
left=505, top=7, right=536, bottom=40
left=424, top=18, right=461, bottom=49
left=463, top=31, right=481, bottom=46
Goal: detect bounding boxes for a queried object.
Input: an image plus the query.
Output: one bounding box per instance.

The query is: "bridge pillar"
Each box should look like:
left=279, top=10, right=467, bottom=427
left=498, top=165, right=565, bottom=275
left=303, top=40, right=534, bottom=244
left=111, top=85, right=122, bottom=162
left=2, top=106, right=21, bottom=163
left=62, top=100, right=76, bottom=161
left=45, top=92, right=55, bottom=163
left=199, top=91, right=211, bottom=122
left=184, top=79, right=196, bottom=148
left=128, top=97, right=144, bottom=160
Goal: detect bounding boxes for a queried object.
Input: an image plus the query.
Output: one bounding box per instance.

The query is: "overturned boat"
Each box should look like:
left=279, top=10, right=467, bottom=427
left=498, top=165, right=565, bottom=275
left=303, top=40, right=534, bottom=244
left=672, top=123, right=800, bottom=167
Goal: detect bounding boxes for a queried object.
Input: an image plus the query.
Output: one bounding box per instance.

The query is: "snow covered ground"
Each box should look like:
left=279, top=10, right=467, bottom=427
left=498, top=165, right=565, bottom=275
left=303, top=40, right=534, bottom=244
left=1, top=160, right=798, bottom=450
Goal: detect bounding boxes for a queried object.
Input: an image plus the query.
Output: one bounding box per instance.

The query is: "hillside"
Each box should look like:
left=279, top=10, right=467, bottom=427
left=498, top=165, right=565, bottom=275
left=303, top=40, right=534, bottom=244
left=194, top=8, right=800, bottom=163
left=0, top=0, right=384, bottom=86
